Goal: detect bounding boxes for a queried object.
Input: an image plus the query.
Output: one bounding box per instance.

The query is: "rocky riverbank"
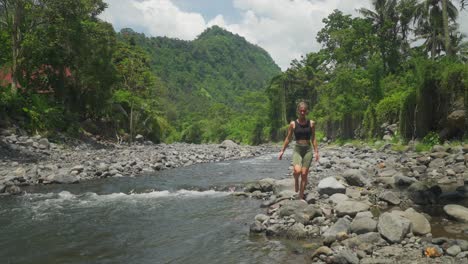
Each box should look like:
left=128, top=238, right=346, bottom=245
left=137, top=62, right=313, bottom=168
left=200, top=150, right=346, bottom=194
left=0, top=132, right=275, bottom=195
left=244, top=143, right=468, bottom=263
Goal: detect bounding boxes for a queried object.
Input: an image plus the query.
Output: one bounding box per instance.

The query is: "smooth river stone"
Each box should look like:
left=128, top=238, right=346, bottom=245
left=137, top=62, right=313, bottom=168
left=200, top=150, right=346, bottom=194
left=444, top=204, right=468, bottom=223
left=377, top=212, right=411, bottom=243
left=335, top=200, right=370, bottom=217
left=317, top=177, right=346, bottom=195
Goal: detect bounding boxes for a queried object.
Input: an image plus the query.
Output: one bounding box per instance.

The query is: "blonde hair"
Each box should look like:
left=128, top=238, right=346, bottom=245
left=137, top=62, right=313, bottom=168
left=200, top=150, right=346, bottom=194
left=297, top=101, right=309, bottom=112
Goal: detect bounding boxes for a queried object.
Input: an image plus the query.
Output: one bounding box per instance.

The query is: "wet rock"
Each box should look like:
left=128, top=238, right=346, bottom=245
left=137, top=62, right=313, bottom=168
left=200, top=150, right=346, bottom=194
left=249, top=222, right=265, bottom=233
left=5, top=185, right=21, bottom=194
left=443, top=204, right=468, bottom=223
left=254, top=214, right=269, bottom=223
left=335, top=200, right=370, bottom=217
left=317, top=177, right=346, bottom=196
left=378, top=191, right=400, bottom=205
left=286, top=223, right=308, bottom=239
left=258, top=178, right=275, bottom=192
left=408, top=182, right=442, bottom=205
left=377, top=212, right=411, bottom=243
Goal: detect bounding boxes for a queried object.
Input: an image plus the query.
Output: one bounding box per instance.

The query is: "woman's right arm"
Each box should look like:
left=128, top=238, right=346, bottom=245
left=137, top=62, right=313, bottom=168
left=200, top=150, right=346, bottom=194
left=278, top=122, right=294, bottom=160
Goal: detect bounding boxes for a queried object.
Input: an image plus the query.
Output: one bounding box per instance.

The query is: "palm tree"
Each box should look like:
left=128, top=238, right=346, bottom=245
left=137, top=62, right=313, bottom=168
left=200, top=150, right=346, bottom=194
left=414, top=0, right=458, bottom=57
left=359, top=0, right=401, bottom=72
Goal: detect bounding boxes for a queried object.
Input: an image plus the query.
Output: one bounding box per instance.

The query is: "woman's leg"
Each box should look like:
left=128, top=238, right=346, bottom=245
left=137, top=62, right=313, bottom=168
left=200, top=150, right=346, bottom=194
left=292, top=148, right=302, bottom=193
left=299, top=149, right=314, bottom=200
left=293, top=165, right=301, bottom=192
left=299, top=167, right=309, bottom=200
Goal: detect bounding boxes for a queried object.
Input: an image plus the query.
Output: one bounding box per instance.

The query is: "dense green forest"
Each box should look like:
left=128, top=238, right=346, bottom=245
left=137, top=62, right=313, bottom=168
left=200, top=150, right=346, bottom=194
left=0, top=0, right=280, bottom=144
left=1, top=0, right=467, bottom=145
left=267, top=0, right=468, bottom=144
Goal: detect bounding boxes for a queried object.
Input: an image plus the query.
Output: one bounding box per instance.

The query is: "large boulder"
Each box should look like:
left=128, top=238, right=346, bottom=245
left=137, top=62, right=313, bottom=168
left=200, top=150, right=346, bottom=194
left=317, top=177, right=346, bottom=195
left=447, top=110, right=465, bottom=130
left=377, top=212, right=411, bottom=243
left=401, top=208, right=431, bottom=235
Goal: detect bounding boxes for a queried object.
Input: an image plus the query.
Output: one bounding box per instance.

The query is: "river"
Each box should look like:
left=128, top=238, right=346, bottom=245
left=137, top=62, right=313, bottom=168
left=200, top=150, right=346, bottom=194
left=0, top=151, right=311, bottom=264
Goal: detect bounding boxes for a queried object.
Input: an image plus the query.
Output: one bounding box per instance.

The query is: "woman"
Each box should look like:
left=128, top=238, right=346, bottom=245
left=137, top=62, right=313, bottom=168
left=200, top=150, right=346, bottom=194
left=278, top=101, right=319, bottom=200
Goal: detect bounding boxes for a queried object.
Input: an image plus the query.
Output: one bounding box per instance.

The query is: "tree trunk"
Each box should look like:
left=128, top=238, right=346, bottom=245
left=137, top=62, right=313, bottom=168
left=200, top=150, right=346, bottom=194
left=441, top=0, right=451, bottom=56
left=129, top=100, right=134, bottom=144
left=10, top=0, right=24, bottom=93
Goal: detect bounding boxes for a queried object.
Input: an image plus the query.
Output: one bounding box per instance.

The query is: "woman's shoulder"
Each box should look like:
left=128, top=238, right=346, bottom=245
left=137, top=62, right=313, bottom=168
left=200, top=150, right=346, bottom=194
left=309, top=120, right=315, bottom=127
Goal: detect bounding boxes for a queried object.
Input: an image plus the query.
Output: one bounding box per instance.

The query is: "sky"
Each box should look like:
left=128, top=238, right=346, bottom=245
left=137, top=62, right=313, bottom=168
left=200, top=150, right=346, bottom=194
left=100, top=0, right=468, bottom=71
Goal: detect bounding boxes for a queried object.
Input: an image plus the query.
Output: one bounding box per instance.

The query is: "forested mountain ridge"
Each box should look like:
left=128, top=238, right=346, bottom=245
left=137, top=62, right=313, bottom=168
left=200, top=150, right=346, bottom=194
left=119, top=26, right=280, bottom=106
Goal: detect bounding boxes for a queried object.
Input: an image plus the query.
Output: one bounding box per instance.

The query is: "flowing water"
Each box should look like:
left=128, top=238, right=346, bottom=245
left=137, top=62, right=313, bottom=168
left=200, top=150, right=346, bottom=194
left=0, top=152, right=311, bottom=264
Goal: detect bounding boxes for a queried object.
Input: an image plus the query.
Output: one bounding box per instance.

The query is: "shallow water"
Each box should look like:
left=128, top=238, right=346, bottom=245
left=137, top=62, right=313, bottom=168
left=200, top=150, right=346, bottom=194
left=0, top=152, right=311, bottom=264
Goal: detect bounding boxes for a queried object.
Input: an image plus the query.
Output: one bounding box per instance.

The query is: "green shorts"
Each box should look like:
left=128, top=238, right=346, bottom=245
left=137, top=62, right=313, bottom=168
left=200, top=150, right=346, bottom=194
left=292, top=144, right=313, bottom=168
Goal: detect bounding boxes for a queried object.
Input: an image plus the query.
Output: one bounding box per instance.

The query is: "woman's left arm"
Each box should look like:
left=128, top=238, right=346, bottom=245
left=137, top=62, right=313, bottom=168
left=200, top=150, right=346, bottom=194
left=311, top=121, right=319, bottom=161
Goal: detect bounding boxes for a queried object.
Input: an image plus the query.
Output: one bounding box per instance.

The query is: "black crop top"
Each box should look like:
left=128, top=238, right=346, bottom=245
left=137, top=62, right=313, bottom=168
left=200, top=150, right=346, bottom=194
left=294, top=120, right=312, bottom=140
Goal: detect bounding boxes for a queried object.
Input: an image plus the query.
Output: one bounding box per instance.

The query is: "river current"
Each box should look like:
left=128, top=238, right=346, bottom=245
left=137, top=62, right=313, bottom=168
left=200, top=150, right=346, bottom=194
left=0, top=151, right=310, bottom=264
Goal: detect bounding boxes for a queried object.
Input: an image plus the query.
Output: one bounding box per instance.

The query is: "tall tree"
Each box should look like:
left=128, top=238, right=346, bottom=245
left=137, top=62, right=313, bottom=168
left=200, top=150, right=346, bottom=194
left=0, top=0, right=46, bottom=92
left=414, top=0, right=458, bottom=57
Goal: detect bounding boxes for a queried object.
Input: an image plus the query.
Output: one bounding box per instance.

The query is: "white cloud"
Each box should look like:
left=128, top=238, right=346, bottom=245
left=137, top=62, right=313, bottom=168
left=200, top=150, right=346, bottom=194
left=101, top=0, right=467, bottom=70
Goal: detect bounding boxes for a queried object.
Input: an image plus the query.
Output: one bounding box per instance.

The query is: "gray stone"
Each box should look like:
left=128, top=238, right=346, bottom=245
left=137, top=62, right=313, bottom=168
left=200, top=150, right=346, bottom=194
left=394, top=175, right=417, bottom=186
left=272, top=178, right=295, bottom=195
left=255, top=214, right=269, bottom=223
left=379, top=169, right=398, bottom=177
left=328, top=193, right=349, bottom=205
left=378, top=191, right=400, bottom=205
left=432, top=145, right=446, bottom=153
left=446, top=245, right=461, bottom=256
left=5, top=185, right=21, bottom=195
left=286, top=223, right=308, bottom=239
left=311, top=246, right=333, bottom=259
left=377, top=212, right=411, bottom=243
left=279, top=200, right=307, bottom=217
left=360, top=258, right=393, bottom=264
left=38, top=138, right=50, bottom=149
left=219, top=140, right=238, bottom=148
left=333, top=249, right=359, bottom=264
left=456, top=239, right=468, bottom=251
left=335, top=200, right=370, bottom=217
left=430, top=152, right=449, bottom=159
left=444, top=204, right=468, bottom=223
left=317, top=177, right=346, bottom=196
left=250, top=222, right=265, bottom=233
left=350, top=217, right=377, bottom=235
left=323, top=217, right=351, bottom=244
left=401, top=208, right=431, bottom=235
left=343, top=169, right=368, bottom=187
left=71, top=165, right=84, bottom=173
left=258, top=178, right=275, bottom=192
left=429, top=158, right=445, bottom=168
left=341, top=232, right=387, bottom=252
